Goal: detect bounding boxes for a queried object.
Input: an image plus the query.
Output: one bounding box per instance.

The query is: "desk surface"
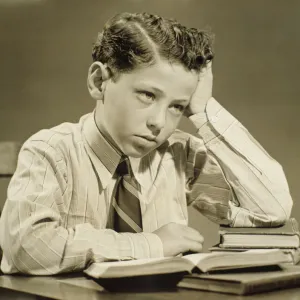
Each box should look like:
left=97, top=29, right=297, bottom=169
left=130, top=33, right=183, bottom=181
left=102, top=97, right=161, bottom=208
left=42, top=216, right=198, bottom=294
left=2, top=273, right=300, bottom=300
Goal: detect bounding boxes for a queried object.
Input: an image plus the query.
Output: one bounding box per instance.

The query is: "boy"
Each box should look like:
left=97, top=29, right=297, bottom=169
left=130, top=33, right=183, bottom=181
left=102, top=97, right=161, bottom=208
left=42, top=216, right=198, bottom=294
left=0, top=12, right=293, bottom=275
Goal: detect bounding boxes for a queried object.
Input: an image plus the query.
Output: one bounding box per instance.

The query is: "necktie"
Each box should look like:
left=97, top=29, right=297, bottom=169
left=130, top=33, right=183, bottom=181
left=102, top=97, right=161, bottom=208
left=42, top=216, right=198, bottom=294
left=111, top=157, right=143, bottom=233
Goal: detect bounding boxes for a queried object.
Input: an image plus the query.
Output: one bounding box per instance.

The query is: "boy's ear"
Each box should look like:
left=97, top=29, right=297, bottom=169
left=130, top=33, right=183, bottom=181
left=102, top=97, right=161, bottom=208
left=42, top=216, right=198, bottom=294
left=87, top=62, right=111, bottom=100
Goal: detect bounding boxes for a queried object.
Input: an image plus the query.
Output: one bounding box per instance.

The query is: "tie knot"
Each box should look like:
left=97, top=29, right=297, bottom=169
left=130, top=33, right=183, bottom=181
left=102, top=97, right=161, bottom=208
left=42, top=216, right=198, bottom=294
left=116, top=158, right=130, bottom=176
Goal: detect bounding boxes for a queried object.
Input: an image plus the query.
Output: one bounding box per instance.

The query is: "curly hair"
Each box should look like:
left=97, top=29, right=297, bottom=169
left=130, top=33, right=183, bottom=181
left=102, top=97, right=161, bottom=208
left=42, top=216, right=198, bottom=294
left=92, top=12, right=214, bottom=80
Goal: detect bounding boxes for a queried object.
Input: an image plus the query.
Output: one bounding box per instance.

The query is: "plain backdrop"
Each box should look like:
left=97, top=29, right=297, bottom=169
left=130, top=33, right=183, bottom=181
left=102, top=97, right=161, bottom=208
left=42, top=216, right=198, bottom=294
left=0, top=0, right=299, bottom=250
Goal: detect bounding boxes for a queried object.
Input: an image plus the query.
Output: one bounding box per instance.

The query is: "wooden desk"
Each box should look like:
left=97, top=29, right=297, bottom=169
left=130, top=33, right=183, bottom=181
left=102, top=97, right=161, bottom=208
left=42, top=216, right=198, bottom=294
left=2, top=273, right=300, bottom=300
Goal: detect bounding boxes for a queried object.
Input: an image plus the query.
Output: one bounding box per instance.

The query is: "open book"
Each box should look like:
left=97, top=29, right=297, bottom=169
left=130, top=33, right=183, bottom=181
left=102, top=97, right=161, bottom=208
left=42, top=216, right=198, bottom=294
left=84, top=249, right=291, bottom=279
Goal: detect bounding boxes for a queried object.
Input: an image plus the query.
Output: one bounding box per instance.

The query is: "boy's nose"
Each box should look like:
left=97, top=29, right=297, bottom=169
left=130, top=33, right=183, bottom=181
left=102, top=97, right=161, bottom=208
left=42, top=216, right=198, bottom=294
left=146, top=108, right=167, bottom=135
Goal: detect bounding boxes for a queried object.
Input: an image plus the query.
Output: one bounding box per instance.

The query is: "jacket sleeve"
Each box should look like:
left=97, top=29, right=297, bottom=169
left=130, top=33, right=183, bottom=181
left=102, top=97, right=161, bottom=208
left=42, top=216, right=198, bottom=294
left=186, top=97, right=293, bottom=227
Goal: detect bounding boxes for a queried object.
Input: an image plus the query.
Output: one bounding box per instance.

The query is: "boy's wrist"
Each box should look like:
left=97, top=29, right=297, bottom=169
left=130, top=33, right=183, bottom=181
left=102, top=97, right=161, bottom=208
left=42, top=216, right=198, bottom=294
left=120, top=232, right=164, bottom=259
left=188, top=110, right=209, bottom=129
left=141, top=232, right=165, bottom=258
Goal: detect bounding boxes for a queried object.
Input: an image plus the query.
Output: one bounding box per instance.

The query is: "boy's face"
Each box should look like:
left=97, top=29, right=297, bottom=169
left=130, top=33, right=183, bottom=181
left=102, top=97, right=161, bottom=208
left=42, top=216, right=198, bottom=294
left=95, top=60, right=198, bottom=158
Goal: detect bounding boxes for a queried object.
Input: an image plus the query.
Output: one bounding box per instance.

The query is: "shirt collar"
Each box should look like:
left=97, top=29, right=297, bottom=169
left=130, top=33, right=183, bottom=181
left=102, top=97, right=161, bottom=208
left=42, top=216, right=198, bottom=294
left=82, top=111, right=122, bottom=188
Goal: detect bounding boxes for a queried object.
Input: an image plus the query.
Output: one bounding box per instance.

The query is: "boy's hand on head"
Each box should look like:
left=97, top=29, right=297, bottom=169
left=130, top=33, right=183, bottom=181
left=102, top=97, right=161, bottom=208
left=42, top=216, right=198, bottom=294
left=184, top=61, right=213, bottom=117
left=153, top=222, right=204, bottom=257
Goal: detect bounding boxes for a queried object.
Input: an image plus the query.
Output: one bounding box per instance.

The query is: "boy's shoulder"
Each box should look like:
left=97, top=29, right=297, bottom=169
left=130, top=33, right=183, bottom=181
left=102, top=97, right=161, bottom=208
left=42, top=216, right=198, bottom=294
left=23, top=113, right=90, bottom=152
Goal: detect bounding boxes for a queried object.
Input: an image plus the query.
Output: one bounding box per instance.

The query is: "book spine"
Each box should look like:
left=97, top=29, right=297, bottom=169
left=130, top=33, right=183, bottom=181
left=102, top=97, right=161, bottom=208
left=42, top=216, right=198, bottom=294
left=178, top=281, right=244, bottom=295
left=219, top=244, right=298, bottom=250
left=243, top=274, right=300, bottom=295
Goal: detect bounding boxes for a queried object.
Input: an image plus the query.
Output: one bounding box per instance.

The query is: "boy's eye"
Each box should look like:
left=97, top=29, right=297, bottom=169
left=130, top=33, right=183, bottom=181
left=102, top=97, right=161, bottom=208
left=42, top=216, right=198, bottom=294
left=170, top=104, right=185, bottom=115
left=137, top=91, right=155, bottom=103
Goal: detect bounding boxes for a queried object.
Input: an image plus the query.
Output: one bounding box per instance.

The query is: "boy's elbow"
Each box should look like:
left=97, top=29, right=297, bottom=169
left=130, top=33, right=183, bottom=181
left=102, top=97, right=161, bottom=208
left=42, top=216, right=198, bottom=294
left=272, top=164, right=294, bottom=224
left=268, top=193, right=293, bottom=226
left=2, top=237, right=61, bottom=275
left=3, top=244, right=55, bottom=275
left=270, top=211, right=291, bottom=227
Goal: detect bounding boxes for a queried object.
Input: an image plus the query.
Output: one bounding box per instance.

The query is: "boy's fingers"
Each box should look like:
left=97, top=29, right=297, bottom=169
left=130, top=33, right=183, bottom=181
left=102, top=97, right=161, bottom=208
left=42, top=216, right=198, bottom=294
left=182, top=226, right=204, bottom=243
left=199, top=61, right=213, bottom=79
left=185, top=233, right=204, bottom=244
left=183, top=240, right=203, bottom=253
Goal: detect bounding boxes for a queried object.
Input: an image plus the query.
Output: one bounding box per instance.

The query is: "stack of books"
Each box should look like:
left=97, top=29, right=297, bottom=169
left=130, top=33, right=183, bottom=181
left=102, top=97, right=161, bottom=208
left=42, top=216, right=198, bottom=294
left=178, top=218, right=300, bottom=295
left=219, top=218, right=299, bottom=248
left=211, top=218, right=300, bottom=264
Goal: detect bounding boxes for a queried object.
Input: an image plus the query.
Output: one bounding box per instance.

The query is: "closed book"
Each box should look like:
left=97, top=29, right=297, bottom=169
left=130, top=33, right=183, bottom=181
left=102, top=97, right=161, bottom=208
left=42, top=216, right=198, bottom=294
left=209, top=247, right=300, bottom=265
left=178, top=264, right=300, bottom=295
left=219, top=218, right=300, bottom=248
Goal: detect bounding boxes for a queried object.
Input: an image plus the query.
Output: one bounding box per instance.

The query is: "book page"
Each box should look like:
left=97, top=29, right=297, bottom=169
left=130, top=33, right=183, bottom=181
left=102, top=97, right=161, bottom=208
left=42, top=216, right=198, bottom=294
left=84, top=257, right=172, bottom=278
left=90, top=257, right=168, bottom=269
left=182, top=252, right=218, bottom=265
left=182, top=249, right=286, bottom=269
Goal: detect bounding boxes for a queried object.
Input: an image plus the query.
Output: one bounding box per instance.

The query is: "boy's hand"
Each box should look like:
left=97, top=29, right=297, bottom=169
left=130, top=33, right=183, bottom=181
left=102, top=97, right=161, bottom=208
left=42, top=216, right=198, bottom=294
left=153, top=223, right=204, bottom=257
left=184, top=61, right=213, bottom=117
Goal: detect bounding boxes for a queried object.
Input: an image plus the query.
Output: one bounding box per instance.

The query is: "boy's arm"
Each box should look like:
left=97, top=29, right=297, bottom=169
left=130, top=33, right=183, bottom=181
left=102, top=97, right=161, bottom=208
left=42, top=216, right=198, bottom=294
left=187, top=97, right=293, bottom=227
left=0, top=140, right=163, bottom=275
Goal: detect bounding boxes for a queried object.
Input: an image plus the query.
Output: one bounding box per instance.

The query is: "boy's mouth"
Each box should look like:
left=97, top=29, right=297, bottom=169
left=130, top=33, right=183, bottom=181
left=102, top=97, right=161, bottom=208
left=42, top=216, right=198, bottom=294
left=134, top=135, right=157, bottom=144
left=140, top=135, right=157, bottom=142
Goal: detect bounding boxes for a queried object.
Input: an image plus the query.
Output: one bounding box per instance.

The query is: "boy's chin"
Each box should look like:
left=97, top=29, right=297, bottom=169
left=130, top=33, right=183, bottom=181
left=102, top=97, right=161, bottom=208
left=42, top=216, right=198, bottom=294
left=123, top=145, right=154, bottom=159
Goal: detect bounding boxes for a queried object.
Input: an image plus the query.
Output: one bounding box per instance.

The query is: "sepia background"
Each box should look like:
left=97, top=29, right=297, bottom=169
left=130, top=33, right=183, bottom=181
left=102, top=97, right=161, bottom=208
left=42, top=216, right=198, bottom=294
left=0, top=0, right=299, bottom=251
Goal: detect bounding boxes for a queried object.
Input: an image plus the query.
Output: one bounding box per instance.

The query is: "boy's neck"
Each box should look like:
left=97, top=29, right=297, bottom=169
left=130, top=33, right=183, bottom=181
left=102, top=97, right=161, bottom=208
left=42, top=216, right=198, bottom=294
left=93, top=111, right=123, bottom=157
